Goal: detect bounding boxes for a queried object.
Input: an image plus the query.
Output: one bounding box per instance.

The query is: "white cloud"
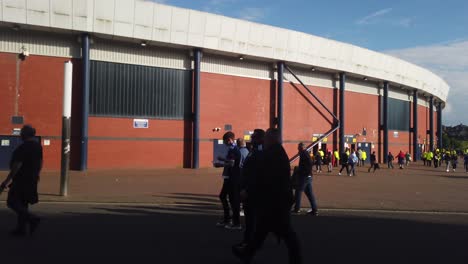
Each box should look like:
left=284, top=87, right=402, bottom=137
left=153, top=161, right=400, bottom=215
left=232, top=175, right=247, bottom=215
left=385, top=40, right=468, bottom=125
left=356, top=8, right=393, bottom=25
left=239, top=7, right=267, bottom=21
left=394, top=17, right=413, bottom=28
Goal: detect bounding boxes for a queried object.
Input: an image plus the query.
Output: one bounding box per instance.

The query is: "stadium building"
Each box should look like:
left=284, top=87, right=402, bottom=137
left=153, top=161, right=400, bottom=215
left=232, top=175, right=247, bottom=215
left=0, top=0, right=449, bottom=170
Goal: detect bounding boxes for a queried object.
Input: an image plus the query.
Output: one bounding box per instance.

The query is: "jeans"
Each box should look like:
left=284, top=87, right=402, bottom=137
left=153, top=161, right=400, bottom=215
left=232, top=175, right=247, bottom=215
left=294, top=176, right=317, bottom=212
left=349, top=163, right=356, bottom=175
left=219, top=179, right=240, bottom=225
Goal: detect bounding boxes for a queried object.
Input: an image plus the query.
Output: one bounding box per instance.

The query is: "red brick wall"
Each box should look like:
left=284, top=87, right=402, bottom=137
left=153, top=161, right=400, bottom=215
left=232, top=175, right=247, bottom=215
left=0, top=53, right=438, bottom=169
left=199, top=72, right=272, bottom=166
left=87, top=117, right=187, bottom=169
left=0, top=52, right=80, bottom=170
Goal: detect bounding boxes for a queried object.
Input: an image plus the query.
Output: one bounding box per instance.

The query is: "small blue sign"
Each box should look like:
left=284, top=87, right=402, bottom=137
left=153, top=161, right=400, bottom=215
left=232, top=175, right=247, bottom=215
left=133, top=119, right=149, bottom=128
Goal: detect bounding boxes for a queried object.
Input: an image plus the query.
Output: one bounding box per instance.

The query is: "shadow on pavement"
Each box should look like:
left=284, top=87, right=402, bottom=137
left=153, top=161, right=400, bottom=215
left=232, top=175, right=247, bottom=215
left=438, top=176, right=468, bottom=179
left=0, top=205, right=467, bottom=264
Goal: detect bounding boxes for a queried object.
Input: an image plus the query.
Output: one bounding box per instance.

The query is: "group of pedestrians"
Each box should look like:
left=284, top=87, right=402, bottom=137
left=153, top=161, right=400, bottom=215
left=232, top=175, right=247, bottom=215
left=216, top=129, right=306, bottom=264
left=337, top=148, right=358, bottom=176
left=387, top=151, right=412, bottom=169
left=421, top=149, right=465, bottom=172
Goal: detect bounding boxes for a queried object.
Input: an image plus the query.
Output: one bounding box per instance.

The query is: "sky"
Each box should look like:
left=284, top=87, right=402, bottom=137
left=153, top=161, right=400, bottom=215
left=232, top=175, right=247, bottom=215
left=152, top=0, right=468, bottom=126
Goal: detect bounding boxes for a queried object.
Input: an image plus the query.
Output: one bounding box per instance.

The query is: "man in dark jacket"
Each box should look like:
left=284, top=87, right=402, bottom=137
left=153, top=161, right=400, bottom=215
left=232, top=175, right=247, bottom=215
left=233, top=128, right=302, bottom=264
left=217, top=131, right=242, bottom=230
left=0, top=125, right=42, bottom=237
left=237, top=129, right=265, bottom=247
left=292, top=142, right=318, bottom=215
left=368, top=151, right=379, bottom=173
left=338, top=149, right=349, bottom=176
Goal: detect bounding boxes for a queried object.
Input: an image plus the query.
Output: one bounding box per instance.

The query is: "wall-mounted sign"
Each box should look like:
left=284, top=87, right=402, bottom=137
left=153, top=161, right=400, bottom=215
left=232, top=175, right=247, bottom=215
left=12, top=128, right=21, bottom=135
left=43, top=139, right=50, bottom=146
left=243, top=131, right=253, bottom=141
left=344, top=135, right=356, bottom=143
left=312, top=134, right=328, bottom=143
left=1, top=140, right=10, bottom=146
left=133, top=119, right=149, bottom=128
left=393, top=131, right=399, bottom=138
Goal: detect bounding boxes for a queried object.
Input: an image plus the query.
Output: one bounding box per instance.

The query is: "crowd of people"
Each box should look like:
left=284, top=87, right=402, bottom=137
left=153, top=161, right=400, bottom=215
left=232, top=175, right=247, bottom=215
left=421, top=149, right=468, bottom=173
left=215, top=129, right=308, bottom=263
left=2, top=124, right=468, bottom=264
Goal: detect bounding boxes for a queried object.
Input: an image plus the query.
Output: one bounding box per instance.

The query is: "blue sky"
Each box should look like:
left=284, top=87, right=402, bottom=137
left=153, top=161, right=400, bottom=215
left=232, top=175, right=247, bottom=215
left=154, top=0, right=468, bottom=126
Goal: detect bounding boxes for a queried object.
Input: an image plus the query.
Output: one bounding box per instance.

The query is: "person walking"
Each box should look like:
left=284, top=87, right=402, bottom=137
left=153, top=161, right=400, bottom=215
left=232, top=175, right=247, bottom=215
left=357, top=148, right=363, bottom=167
left=0, top=125, right=42, bottom=237
left=292, top=143, right=318, bottom=215
left=217, top=132, right=242, bottom=230
left=237, top=138, right=250, bottom=171
left=397, top=150, right=405, bottom=169
left=405, top=151, right=411, bottom=166
left=238, top=129, right=265, bottom=247
left=338, top=149, right=349, bottom=176
left=348, top=150, right=358, bottom=176
left=233, top=128, right=302, bottom=264
left=368, top=151, right=379, bottom=173
left=451, top=151, right=458, bottom=172
left=333, top=149, right=340, bottom=167
left=326, top=150, right=333, bottom=173
left=387, top=152, right=394, bottom=169
left=314, top=150, right=322, bottom=173
left=361, top=150, right=367, bottom=167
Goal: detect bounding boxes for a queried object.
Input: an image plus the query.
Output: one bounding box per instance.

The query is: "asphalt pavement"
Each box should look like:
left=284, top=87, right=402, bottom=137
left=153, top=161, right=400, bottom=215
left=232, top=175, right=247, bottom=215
left=1, top=202, right=467, bottom=264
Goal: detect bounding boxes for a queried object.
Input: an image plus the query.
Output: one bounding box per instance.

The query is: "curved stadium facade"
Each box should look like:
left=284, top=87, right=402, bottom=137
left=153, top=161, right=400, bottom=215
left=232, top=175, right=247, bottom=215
left=0, top=0, right=449, bottom=170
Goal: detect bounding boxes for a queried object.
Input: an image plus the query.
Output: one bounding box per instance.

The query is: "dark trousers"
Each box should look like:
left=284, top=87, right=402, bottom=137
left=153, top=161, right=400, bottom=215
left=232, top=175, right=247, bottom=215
left=219, top=179, right=240, bottom=225
left=339, top=164, right=349, bottom=174
left=243, top=200, right=255, bottom=244
left=7, top=197, right=38, bottom=232
left=294, top=176, right=317, bottom=212
left=247, top=211, right=302, bottom=264
left=368, top=163, right=379, bottom=172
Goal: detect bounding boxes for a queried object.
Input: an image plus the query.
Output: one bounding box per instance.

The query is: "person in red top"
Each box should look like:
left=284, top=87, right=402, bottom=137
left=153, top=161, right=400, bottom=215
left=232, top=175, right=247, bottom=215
left=397, top=150, right=406, bottom=169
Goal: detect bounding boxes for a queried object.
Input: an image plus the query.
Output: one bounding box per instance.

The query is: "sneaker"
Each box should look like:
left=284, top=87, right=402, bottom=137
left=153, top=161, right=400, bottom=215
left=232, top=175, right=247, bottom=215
left=338, top=172, right=341, bottom=175
left=306, top=209, right=319, bottom=216
left=216, top=220, right=231, bottom=227
left=240, top=210, right=245, bottom=217
left=291, top=209, right=302, bottom=214
left=225, top=223, right=242, bottom=230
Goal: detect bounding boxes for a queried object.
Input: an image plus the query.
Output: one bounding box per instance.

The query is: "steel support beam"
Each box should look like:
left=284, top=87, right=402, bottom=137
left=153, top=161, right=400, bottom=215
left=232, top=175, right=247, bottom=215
left=383, top=81, right=389, bottom=163
left=80, top=33, right=90, bottom=171
left=429, top=96, right=434, bottom=152
left=277, top=62, right=284, bottom=143
left=339, top=72, right=346, bottom=155
left=193, top=49, right=202, bottom=169
left=437, top=101, right=443, bottom=150
left=412, top=90, right=418, bottom=161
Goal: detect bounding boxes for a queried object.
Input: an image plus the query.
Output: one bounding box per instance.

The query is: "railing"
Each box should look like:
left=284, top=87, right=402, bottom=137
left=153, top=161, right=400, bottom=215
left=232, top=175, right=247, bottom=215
left=284, top=64, right=340, bottom=163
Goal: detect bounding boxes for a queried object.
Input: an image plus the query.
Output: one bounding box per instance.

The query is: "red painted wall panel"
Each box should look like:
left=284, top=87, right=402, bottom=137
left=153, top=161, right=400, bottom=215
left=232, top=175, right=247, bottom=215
left=199, top=72, right=272, bottom=166
left=344, top=91, right=380, bottom=143
left=0, top=53, right=76, bottom=170
left=88, top=140, right=184, bottom=169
